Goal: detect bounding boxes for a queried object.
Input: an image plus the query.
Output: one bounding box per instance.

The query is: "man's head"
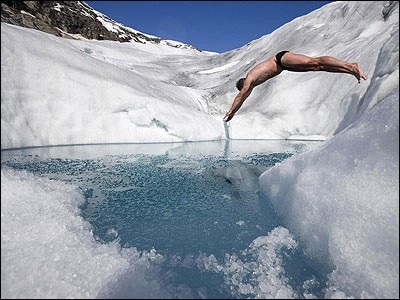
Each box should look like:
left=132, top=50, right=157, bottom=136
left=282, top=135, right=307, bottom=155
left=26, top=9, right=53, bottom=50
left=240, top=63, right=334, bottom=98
left=236, top=78, right=246, bottom=91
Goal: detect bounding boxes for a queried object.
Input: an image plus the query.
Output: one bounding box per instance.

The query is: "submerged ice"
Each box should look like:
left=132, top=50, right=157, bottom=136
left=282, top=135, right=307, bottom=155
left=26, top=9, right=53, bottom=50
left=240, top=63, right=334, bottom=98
left=1, top=142, right=320, bottom=299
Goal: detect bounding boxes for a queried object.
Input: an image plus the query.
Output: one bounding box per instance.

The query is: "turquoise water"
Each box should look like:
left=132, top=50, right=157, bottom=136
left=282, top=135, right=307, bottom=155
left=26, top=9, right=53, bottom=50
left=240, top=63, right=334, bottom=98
left=1, top=140, right=326, bottom=298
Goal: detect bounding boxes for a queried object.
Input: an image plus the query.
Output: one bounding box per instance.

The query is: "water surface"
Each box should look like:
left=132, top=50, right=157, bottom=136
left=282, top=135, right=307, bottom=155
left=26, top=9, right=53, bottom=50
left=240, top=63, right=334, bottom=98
left=1, top=140, right=325, bottom=299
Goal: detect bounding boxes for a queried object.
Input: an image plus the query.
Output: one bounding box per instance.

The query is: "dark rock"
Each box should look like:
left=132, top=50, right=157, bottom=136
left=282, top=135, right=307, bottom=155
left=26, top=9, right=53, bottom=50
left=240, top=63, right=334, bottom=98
left=1, top=1, right=162, bottom=44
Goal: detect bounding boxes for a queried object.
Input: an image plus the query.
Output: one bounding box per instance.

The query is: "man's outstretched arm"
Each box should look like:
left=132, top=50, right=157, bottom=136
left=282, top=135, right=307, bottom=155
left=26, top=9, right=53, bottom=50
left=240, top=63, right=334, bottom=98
left=223, top=81, right=254, bottom=122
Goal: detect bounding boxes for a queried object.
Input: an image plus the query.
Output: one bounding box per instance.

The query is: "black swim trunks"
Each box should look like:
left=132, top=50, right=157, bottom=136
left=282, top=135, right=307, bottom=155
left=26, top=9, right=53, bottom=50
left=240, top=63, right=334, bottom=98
left=275, top=51, right=290, bottom=69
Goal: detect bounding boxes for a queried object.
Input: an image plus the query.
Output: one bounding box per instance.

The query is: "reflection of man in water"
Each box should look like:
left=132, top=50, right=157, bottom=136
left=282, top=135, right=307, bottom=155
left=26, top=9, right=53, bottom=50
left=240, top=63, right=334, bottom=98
left=223, top=51, right=367, bottom=122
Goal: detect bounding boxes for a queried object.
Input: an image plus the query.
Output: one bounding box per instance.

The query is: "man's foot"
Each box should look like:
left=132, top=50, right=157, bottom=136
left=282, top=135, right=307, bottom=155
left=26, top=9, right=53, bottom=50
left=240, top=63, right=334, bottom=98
left=352, top=62, right=367, bottom=83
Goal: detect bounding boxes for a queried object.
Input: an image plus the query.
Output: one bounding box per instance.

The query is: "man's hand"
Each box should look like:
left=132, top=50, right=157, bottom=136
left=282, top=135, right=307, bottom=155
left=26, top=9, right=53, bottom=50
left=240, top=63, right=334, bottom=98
left=224, top=79, right=253, bottom=123
left=223, top=112, right=234, bottom=122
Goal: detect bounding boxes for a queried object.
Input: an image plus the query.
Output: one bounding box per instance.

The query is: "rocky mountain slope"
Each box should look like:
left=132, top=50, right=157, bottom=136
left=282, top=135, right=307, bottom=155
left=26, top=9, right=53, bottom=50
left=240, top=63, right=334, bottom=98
left=0, top=0, right=197, bottom=50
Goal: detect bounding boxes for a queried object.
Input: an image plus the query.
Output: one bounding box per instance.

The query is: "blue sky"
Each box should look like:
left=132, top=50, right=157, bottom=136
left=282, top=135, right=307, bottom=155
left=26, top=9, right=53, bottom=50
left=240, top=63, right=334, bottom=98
left=87, top=1, right=331, bottom=53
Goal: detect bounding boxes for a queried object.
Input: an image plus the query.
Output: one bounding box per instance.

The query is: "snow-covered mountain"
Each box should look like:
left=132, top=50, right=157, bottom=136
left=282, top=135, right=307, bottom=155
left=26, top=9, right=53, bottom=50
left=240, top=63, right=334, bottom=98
left=0, top=1, right=199, bottom=50
left=1, top=1, right=398, bottom=148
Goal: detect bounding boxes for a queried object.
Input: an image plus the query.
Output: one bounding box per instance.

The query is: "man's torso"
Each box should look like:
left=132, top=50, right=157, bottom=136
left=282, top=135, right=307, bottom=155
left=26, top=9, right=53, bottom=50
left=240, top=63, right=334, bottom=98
left=247, top=57, right=283, bottom=87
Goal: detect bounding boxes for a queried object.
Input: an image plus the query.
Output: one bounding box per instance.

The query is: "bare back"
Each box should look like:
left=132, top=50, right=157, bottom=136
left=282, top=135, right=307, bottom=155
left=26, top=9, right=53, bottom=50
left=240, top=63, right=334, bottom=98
left=246, top=56, right=283, bottom=86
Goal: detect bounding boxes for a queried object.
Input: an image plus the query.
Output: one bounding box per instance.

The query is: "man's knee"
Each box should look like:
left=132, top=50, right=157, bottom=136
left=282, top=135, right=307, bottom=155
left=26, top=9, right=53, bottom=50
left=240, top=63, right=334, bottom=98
left=309, top=58, right=323, bottom=71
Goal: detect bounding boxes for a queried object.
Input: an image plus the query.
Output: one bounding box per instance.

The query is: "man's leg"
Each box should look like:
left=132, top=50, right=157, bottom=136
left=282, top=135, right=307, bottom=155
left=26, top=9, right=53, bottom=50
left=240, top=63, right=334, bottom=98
left=281, top=52, right=367, bottom=82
